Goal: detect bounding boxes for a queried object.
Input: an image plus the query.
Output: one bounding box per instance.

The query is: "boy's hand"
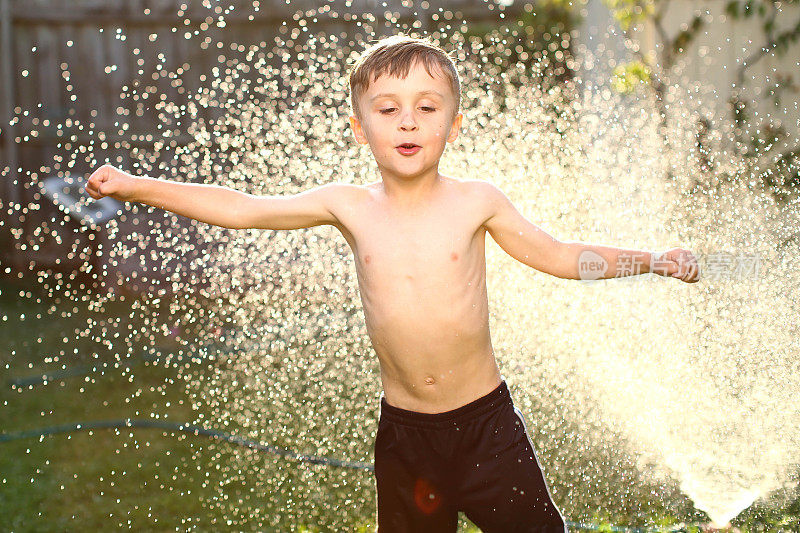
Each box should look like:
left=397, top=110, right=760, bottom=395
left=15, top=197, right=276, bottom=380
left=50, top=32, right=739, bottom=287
left=652, top=248, right=700, bottom=283
left=85, top=164, right=140, bottom=202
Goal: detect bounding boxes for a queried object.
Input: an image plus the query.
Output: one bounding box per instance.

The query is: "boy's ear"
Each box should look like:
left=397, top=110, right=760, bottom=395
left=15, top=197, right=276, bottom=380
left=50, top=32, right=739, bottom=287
left=446, top=113, right=463, bottom=143
left=349, top=115, right=369, bottom=145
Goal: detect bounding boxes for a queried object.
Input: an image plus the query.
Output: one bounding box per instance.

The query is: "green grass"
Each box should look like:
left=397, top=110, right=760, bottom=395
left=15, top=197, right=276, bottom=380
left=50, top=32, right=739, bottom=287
left=2, top=275, right=799, bottom=531
left=0, top=276, right=376, bottom=531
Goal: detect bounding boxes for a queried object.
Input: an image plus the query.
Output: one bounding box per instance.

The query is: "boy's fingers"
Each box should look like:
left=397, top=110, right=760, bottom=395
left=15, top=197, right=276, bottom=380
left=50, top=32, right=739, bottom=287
left=86, top=168, right=110, bottom=198
left=671, top=262, right=686, bottom=279
left=686, top=258, right=699, bottom=281
left=677, top=263, right=699, bottom=282
left=98, top=180, right=113, bottom=196
left=664, top=251, right=701, bottom=282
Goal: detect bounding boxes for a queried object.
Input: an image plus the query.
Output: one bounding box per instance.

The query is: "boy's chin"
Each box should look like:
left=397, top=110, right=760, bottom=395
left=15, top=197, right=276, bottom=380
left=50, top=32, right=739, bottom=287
left=384, top=165, right=433, bottom=180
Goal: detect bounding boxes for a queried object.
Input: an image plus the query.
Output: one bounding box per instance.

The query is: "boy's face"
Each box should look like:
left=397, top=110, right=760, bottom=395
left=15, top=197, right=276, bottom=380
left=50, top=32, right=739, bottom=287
left=349, top=60, right=463, bottom=180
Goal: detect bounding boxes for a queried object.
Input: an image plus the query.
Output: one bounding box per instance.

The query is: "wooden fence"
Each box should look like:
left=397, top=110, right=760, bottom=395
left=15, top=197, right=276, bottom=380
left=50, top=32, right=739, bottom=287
left=0, top=0, right=518, bottom=293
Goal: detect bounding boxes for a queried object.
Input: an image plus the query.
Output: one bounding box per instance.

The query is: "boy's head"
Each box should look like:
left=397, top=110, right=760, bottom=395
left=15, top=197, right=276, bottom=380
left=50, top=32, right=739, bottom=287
left=347, top=34, right=463, bottom=177
left=348, top=34, right=461, bottom=123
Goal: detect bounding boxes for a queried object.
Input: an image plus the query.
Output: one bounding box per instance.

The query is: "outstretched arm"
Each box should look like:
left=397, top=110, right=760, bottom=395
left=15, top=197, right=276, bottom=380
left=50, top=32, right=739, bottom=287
left=479, top=182, right=699, bottom=282
left=85, top=164, right=344, bottom=230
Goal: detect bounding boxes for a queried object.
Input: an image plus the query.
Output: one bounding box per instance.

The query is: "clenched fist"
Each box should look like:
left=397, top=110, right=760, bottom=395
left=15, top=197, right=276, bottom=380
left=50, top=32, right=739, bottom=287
left=85, top=164, right=140, bottom=202
left=652, top=248, right=701, bottom=283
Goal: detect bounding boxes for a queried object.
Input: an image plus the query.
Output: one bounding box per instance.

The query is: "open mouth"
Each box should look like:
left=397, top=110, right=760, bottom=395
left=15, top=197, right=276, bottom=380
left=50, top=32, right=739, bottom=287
left=396, top=143, right=421, bottom=155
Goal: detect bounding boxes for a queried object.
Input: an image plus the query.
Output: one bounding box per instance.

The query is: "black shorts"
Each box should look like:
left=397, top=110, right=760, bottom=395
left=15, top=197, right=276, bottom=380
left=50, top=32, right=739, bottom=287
left=374, top=380, right=567, bottom=532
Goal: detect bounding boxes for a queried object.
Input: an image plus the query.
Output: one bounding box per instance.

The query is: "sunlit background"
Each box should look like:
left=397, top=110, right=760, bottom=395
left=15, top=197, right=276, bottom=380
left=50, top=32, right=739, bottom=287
left=1, top=0, right=799, bottom=530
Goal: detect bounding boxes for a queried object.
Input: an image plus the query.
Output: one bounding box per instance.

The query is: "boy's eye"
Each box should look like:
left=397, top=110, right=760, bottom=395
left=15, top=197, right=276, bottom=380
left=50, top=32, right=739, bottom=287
left=379, top=107, right=436, bottom=114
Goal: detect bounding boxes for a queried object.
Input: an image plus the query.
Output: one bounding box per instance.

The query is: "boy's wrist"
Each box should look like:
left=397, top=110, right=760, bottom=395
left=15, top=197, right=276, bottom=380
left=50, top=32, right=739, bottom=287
left=129, top=174, right=153, bottom=203
left=649, top=250, right=665, bottom=275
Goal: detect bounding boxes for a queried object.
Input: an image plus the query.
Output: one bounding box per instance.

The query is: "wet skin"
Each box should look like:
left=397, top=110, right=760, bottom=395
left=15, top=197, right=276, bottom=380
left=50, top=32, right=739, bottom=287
left=330, top=177, right=503, bottom=414
left=339, top=60, right=502, bottom=413
left=86, top=58, right=697, bottom=414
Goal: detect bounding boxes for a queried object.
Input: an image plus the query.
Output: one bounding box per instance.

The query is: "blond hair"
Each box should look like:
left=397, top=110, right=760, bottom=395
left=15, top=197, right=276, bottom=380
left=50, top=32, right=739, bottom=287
left=348, top=34, right=461, bottom=122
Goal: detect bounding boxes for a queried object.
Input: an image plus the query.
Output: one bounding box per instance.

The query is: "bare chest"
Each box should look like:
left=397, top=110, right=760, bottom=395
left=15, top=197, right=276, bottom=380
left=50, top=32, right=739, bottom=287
left=351, top=205, right=486, bottom=293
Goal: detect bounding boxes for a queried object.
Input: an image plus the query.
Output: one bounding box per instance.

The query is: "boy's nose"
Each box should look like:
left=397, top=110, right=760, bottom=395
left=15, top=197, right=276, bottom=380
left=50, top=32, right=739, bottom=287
left=399, top=112, right=417, bottom=130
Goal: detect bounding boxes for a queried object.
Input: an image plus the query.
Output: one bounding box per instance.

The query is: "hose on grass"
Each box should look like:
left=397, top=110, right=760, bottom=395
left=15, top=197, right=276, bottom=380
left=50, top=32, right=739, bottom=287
left=0, top=418, right=700, bottom=532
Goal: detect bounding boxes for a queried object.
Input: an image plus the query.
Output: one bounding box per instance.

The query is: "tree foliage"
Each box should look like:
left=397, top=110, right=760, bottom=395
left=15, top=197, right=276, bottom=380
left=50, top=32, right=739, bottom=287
left=604, top=0, right=800, bottom=200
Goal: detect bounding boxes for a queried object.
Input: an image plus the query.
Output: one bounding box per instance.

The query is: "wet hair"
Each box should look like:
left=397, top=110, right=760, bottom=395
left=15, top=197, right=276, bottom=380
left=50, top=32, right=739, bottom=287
left=348, top=34, right=461, bottom=122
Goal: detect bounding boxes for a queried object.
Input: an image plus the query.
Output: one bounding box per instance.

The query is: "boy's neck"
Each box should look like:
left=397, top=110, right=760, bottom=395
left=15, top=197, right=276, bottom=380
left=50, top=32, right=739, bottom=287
left=378, top=168, right=444, bottom=209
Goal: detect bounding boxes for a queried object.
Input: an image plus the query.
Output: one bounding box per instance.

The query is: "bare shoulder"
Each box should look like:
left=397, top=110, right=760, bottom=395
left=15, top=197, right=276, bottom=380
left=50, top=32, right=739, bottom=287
left=455, top=178, right=507, bottom=228
left=317, top=181, right=368, bottom=207
left=318, top=182, right=362, bottom=194
left=329, top=181, right=376, bottom=194
left=458, top=178, right=503, bottom=199
left=319, top=181, right=372, bottom=235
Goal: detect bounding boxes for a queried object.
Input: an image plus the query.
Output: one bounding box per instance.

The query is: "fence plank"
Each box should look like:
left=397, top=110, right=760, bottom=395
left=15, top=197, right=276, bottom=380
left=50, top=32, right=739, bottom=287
left=37, top=23, right=59, bottom=177
left=3, top=0, right=511, bottom=279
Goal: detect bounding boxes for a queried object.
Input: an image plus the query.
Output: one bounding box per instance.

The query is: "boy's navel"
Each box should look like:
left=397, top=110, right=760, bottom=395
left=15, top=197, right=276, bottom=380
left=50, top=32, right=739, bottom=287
left=424, top=376, right=436, bottom=385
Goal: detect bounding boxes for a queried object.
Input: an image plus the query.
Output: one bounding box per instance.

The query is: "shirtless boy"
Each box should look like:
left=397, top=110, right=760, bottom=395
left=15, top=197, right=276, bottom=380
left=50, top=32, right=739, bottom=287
left=86, top=34, right=700, bottom=532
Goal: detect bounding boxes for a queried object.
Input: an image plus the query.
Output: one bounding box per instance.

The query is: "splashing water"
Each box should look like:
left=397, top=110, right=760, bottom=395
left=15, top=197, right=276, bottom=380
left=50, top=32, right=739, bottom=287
left=478, top=47, right=800, bottom=525
left=2, top=4, right=799, bottom=529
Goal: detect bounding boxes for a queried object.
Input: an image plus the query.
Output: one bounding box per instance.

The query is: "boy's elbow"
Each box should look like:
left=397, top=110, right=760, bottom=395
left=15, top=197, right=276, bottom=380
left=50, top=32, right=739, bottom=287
left=230, top=192, right=258, bottom=230
left=546, top=240, right=579, bottom=280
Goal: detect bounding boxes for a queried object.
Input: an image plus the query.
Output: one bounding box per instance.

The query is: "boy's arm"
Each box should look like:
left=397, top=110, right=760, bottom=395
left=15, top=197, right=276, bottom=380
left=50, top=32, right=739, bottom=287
left=86, top=164, right=342, bottom=230
left=479, top=182, right=699, bottom=282
left=235, top=182, right=345, bottom=230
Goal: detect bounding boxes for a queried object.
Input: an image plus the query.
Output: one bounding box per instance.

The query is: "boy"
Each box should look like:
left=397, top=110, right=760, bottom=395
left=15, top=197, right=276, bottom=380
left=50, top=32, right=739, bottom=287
left=86, top=34, right=699, bottom=532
